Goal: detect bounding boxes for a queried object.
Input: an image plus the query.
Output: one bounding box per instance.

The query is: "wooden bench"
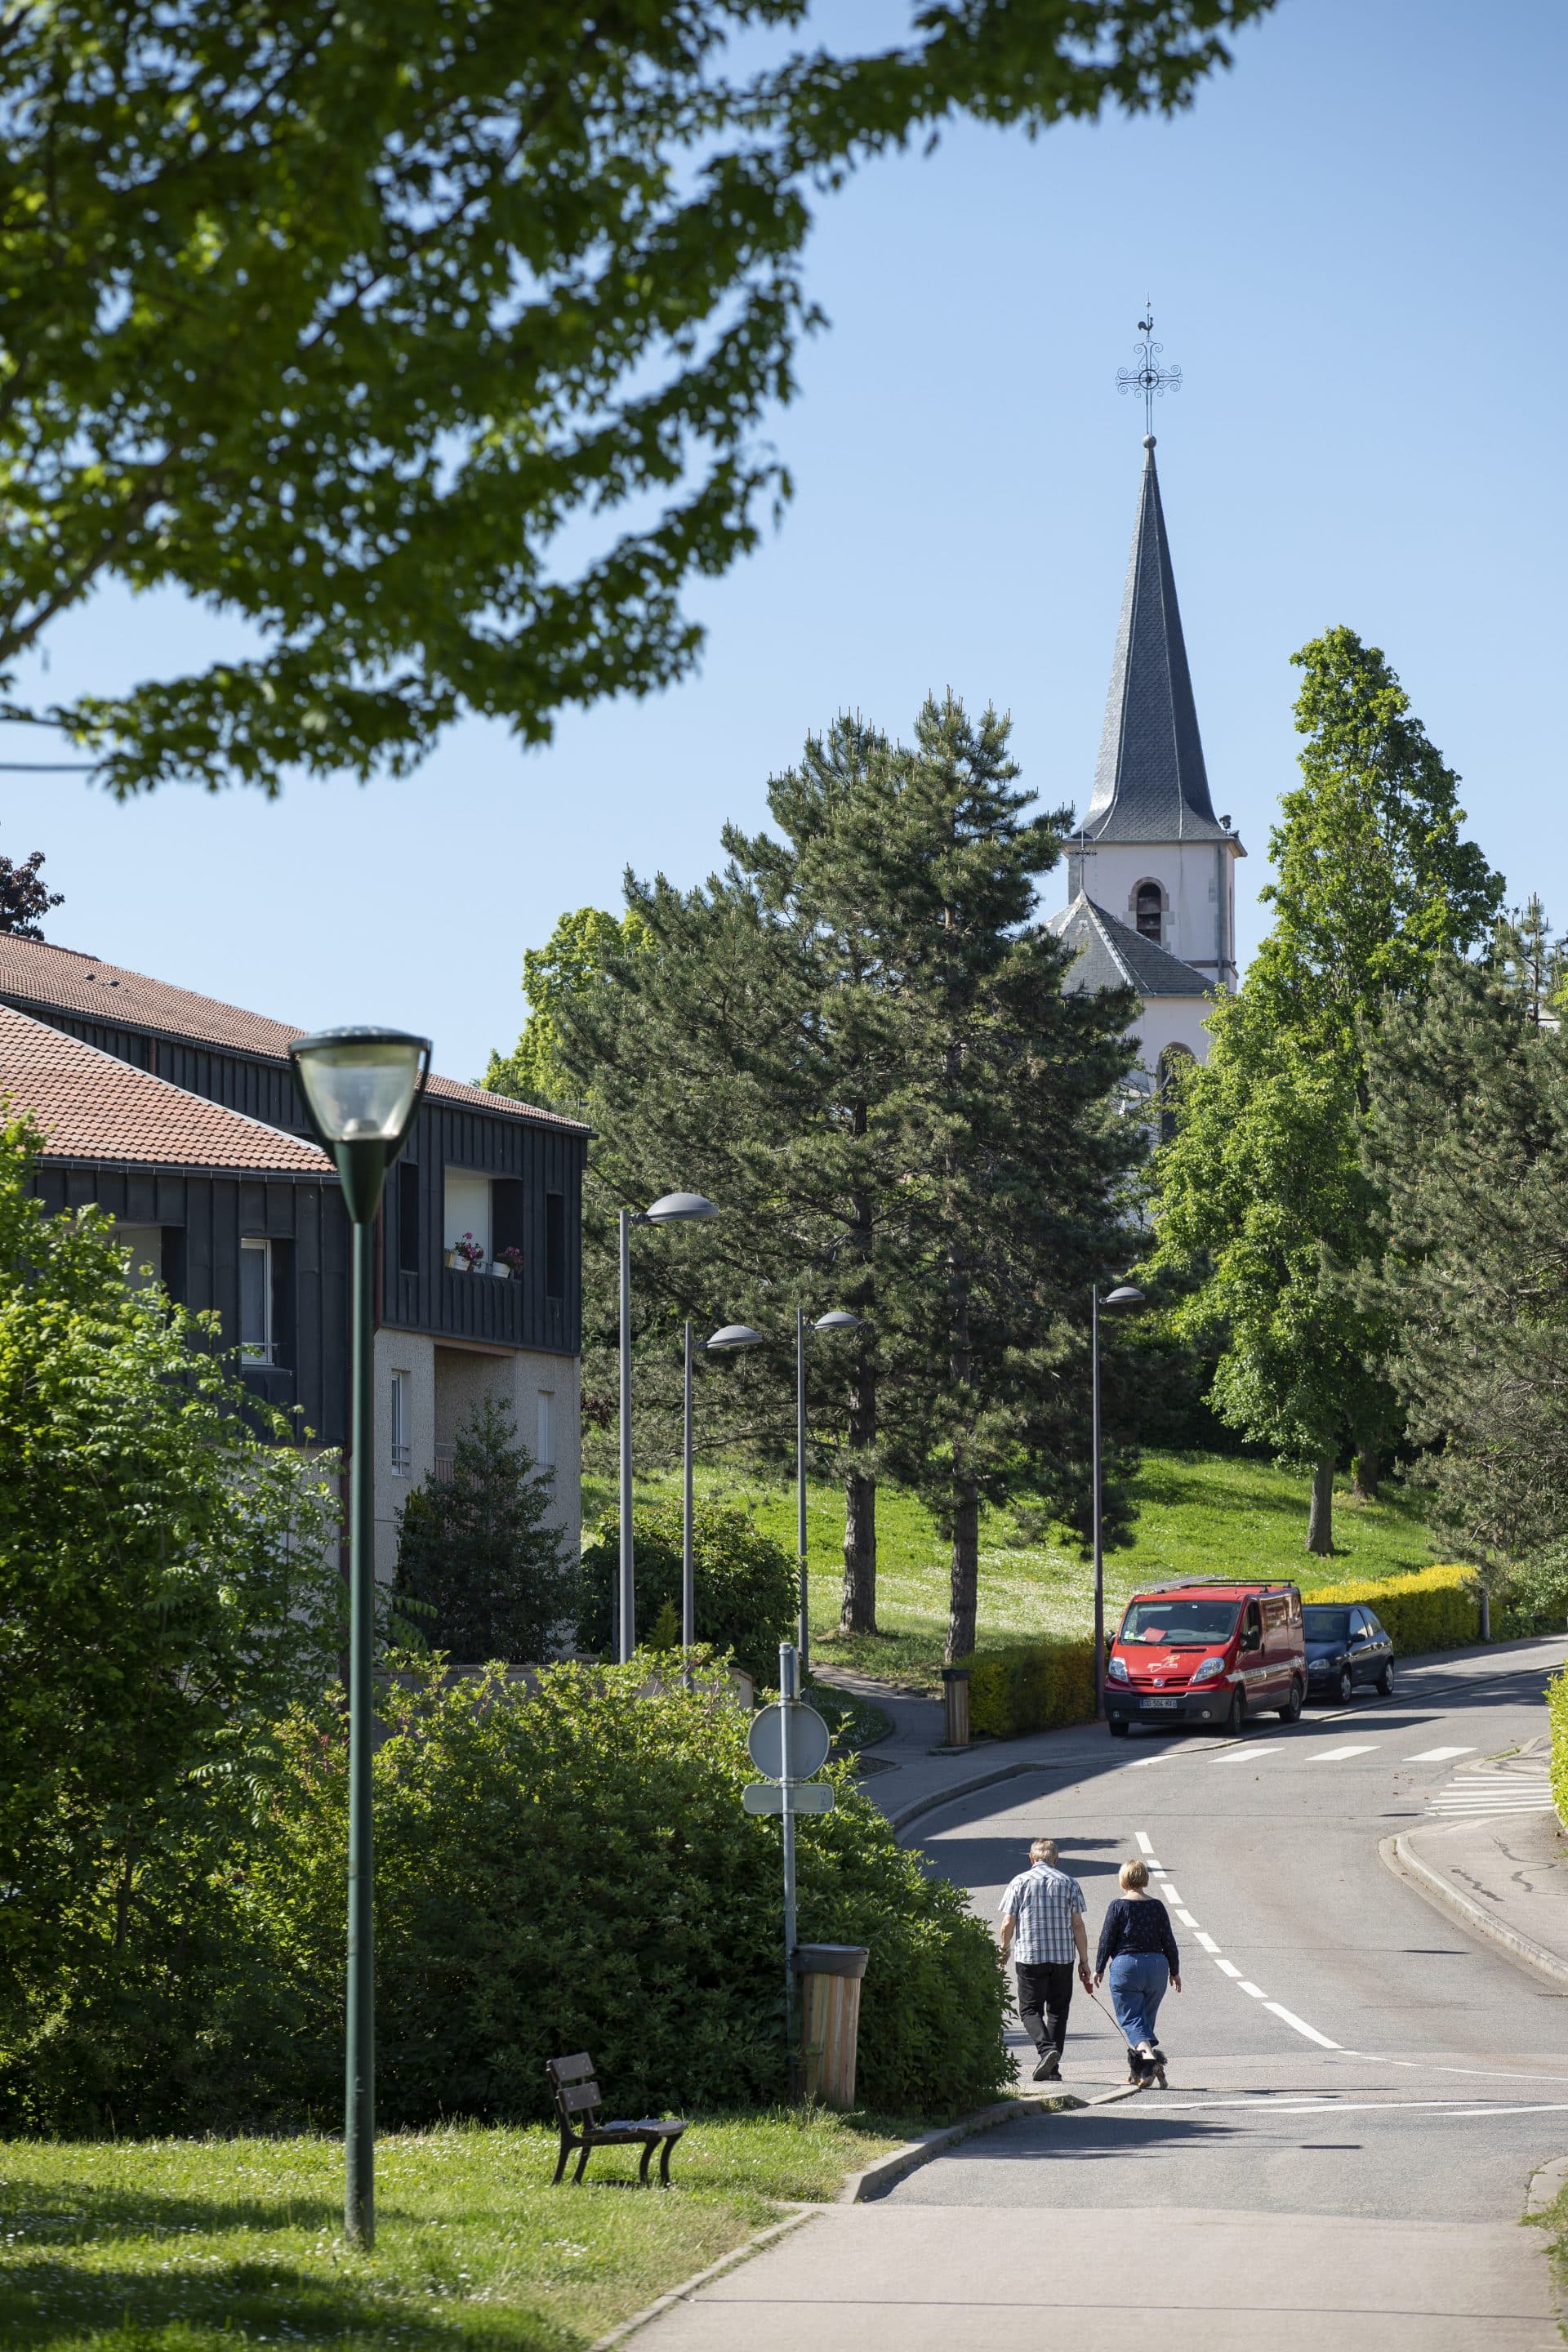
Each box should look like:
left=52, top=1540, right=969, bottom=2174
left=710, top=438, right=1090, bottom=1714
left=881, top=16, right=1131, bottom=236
left=546, top=2052, right=688, bottom=2185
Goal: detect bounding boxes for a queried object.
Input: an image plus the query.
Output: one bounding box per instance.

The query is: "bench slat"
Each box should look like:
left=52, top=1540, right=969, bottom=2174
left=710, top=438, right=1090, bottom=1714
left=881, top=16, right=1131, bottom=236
left=548, top=2053, right=595, bottom=2085
left=559, top=2081, right=601, bottom=2114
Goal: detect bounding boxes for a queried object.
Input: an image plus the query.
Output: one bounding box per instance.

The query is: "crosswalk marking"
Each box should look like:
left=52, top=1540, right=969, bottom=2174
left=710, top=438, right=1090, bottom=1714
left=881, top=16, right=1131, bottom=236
left=1311, top=1744, right=1381, bottom=1763
left=1214, top=1745, right=1284, bottom=1764
left=1406, top=1746, right=1476, bottom=1762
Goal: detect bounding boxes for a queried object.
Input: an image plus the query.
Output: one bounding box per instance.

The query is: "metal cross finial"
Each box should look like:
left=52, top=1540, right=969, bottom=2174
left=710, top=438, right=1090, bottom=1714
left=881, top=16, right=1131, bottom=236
left=1116, top=305, right=1182, bottom=435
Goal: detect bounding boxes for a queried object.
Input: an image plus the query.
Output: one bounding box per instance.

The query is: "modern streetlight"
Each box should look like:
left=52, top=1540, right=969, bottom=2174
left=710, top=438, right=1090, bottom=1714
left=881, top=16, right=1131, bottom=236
left=707, top=1310, right=861, bottom=1673
left=1092, top=1281, right=1146, bottom=1721
left=288, top=1025, right=431, bottom=2252
left=618, top=1192, right=717, bottom=1663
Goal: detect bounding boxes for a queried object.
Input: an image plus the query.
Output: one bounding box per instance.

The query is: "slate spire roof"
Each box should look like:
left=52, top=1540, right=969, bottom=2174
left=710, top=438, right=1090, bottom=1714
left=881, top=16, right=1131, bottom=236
left=1078, top=436, right=1226, bottom=845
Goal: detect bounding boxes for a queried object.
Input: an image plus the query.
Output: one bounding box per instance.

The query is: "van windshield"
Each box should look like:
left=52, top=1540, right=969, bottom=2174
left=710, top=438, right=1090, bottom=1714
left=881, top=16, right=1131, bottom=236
left=1120, top=1598, right=1240, bottom=1648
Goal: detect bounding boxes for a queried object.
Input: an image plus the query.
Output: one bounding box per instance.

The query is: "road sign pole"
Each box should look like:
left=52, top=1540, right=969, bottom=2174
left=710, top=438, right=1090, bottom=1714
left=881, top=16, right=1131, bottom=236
left=779, top=1642, right=799, bottom=2094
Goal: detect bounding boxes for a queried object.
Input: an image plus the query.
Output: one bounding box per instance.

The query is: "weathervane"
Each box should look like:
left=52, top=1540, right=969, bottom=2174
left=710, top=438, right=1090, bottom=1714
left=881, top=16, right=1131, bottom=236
left=1116, top=307, right=1182, bottom=435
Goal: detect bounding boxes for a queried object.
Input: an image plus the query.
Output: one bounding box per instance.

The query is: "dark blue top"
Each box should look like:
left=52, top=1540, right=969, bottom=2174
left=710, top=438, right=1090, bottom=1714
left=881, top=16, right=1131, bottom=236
left=1096, top=1896, right=1180, bottom=1976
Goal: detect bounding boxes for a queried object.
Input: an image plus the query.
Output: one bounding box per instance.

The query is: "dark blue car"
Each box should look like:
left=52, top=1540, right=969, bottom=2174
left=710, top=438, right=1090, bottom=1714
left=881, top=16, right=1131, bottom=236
left=1302, top=1602, right=1395, bottom=1705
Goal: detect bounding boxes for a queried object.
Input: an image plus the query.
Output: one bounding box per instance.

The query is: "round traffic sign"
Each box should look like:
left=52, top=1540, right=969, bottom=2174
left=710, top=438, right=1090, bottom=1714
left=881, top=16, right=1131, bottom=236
left=747, top=1700, right=831, bottom=1782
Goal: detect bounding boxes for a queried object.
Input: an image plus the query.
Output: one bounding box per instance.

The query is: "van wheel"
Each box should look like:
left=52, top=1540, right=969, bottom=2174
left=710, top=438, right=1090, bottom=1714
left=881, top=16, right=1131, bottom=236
left=1109, top=1718, right=1129, bottom=1739
left=1223, top=1690, right=1244, bottom=1737
left=1276, top=1679, right=1303, bottom=1724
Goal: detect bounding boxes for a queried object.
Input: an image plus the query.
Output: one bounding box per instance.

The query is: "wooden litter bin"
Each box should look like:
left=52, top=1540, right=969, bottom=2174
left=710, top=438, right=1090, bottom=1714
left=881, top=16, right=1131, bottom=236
left=793, top=1943, right=870, bottom=2109
left=941, top=1664, right=971, bottom=1749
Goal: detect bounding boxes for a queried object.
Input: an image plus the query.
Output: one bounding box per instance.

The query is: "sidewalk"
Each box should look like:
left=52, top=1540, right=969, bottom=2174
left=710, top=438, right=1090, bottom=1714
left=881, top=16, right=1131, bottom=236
left=1385, top=1737, right=1568, bottom=1986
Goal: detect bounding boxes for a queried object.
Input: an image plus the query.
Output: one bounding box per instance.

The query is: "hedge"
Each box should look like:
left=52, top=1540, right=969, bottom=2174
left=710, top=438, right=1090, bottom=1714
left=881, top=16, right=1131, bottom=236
left=965, top=1637, right=1096, bottom=1739
left=1307, top=1563, right=1480, bottom=1655
left=1549, top=1666, right=1568, bottom=1830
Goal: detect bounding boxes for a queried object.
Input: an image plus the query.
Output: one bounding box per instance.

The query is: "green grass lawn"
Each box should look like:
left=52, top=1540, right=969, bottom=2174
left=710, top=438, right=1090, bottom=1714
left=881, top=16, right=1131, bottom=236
left=589, top=1450, right=1438, bottom=1694
left=0, top=2113, right=906, bottom=2350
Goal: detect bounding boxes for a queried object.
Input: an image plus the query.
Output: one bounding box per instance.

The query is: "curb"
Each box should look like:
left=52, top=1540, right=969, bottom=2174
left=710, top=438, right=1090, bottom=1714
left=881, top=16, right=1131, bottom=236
left=887, top=1758, right=1055, bottom=1835
left=839, top=2080, right=1146, bottom=2203
left=588, top=2206, right=820, bottom=2350
left=1380, top=1832, right=1568, bottom=1990
left=1526, top=2154, right=1568, bottom=2219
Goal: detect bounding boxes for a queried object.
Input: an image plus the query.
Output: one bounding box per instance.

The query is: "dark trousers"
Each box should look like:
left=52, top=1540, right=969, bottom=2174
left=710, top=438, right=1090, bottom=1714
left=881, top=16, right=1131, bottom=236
left=1015, top=1960, right=1075, bottom=2058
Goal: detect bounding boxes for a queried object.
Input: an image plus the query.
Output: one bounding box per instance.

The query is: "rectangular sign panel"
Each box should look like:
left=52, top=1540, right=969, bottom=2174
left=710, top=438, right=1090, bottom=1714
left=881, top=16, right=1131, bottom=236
left=742, top=1782, right=835, bottom=1815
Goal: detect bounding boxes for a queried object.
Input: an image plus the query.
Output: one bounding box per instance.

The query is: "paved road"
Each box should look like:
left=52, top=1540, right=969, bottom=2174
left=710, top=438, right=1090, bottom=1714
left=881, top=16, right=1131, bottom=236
left=640, top=1635, right=1568, bottom=2350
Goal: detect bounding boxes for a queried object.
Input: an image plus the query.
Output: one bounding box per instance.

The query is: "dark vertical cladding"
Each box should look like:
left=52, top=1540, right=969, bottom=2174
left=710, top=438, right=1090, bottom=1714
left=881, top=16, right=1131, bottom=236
left=546, top=1192, right=565, bottom=1300
left=396, top=1159, right=420, bottom=1274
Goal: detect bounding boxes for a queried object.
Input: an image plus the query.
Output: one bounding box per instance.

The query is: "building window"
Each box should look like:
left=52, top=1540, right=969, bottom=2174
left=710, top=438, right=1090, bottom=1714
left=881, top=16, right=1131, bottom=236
left=443, top=1168, right=492, bottom=1267
left=114, top=1223, right=163, bottom=1292
left=545, top=1191, right=566, bottom=1301
left=1134, top=882, right=1164, bottom=942
left=391, top=1371, right=412, bottom=1475
left=537, top=1389, right=554, bottom=1469
left=397, top=1161, right=421, bottom=1276
left=239, top=1237, right=272, bottom=1363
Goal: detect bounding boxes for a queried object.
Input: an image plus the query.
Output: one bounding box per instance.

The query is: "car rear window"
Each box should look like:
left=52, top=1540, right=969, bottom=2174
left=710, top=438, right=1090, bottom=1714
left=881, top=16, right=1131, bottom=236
left=1120, top=1598, right=1240, bottom=1646
left=1303, top=1606, right=1353, bottom=1639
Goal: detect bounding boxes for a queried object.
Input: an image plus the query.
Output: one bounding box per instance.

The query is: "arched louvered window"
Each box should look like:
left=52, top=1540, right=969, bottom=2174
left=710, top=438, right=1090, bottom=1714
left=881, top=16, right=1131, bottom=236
left=1134, top=881, right=1164, bottom=942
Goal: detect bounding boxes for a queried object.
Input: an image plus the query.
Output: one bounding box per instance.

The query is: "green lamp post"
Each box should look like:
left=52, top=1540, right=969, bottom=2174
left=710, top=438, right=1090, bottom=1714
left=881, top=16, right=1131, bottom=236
left=289, top=1025, right=430, bottom=2251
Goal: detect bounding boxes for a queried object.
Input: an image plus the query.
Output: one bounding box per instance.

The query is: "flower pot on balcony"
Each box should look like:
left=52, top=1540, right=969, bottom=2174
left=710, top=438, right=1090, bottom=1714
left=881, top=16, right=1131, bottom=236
left=446, top=1252, right=472, bottom=1272
left=492, top=1263, right=510, bottom=1279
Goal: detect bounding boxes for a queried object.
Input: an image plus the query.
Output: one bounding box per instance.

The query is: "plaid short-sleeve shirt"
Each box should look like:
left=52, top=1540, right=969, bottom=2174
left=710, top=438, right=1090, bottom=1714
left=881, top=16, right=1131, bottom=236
left=998, top=1862, right=1086, bottom=1965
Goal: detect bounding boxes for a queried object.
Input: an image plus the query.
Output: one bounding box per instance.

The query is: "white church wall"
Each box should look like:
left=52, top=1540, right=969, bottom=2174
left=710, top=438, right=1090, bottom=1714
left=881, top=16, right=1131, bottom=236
left=1071, top=841, right=1236, bottom=976
left=1129, top=992, right=1216, bottom=1078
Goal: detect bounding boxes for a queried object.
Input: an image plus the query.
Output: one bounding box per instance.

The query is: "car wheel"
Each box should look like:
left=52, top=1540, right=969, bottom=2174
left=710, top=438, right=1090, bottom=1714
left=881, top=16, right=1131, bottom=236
left=1223, top=1689, right=1245, bottom=1737
left=1276, top=1678, right=1303, bottom=1724
left=1336, top=1668, right=1353, bottom=1705
left=1109, top=1718, right=1130, bottom=1739
left=1376, top=1661, right=1395, bottom=1697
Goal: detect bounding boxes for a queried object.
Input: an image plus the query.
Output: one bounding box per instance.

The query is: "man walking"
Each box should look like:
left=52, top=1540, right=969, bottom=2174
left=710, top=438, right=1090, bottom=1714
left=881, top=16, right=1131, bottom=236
left=997, top=1836, right=1092, bottom=2082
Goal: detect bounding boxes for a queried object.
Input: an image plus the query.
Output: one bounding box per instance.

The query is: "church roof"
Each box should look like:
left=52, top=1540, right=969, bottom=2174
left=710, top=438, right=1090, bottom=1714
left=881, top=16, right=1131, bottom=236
left=1048, top=893, right=1215, bottom=1000
left=1077, top=437, right=1227, bottom=847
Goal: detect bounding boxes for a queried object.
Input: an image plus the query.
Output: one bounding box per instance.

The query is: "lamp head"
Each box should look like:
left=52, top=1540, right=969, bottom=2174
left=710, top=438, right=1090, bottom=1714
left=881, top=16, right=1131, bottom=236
left=288, top=1026, right=430, bottom=1223
left=1102, top=1284, right=1147, bottom=1312
left=644, top=1191, right=718, bottom=1224
left=813, top=1309, right=861, bottom=1333
left=707, top=1323, right=766, bottom=1352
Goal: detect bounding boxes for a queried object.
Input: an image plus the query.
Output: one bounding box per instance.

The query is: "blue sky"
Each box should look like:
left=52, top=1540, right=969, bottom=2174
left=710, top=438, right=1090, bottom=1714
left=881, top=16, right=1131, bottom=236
left=3, top=0, right=1564, bottom=1084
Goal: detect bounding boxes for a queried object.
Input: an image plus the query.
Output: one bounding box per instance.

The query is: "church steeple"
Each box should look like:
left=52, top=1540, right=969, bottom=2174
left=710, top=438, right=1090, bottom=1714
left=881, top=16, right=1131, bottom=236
left=1080, top=435, right=1225, bottom=844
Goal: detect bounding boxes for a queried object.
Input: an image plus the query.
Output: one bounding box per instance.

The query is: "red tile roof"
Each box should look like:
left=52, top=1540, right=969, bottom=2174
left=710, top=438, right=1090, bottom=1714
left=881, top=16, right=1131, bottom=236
left=0, top=1004, right=334, bottom=1173
left=0, top=933, right=587, bottom=1132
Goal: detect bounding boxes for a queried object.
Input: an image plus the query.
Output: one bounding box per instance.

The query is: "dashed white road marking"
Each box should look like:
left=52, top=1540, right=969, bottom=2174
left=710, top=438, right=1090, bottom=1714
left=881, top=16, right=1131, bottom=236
left=1214, top=1957, right=1243, bottom=1980
left=1135, top=1831, right=1154, bottom=1854
left=1238, top=1980, right=1267, bottom=1998
left=1160, top=1885, right=1183, bottom=1905
left=1174, top=1908, right=1199, bottom=1927
left=1100, top=2096, right=1568, bottom=2118
left=1264, top=2001, right=1341, bottom=2049
left=1311, top=1744, right=1381, bottom=1763
left=1194, top=1931, right=1220, bottom=1954
left=1406, top=1745, right=1476, bottom=1762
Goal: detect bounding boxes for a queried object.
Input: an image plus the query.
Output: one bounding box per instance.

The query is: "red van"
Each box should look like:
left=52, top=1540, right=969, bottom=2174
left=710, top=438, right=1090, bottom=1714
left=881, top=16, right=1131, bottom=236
left=1103, top=1580, right=1306, bottom=1738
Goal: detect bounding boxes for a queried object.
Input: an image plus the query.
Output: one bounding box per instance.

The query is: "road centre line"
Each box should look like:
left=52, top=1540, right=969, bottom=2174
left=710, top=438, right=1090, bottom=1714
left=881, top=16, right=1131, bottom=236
left=1264, top=2001, right=1341, bottom=2049
left=1135, top=1831, right=1154, bottom=1853
left=1238, top=1980, right=1267, bottom=1998
left=1159, top=1886, right=1183, bottom=1904
left=1214, top=1957, right=1243, bottom=1979
left=1085, top=2096, right=1568, bottom=2118
left=1174, top=1908, right=1198, bottom=1927
left=1194, top=1932, right=1220, bottom=1953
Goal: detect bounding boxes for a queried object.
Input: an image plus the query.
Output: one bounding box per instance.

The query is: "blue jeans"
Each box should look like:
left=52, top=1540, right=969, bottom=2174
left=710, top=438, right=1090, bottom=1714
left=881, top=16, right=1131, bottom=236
left=1107, top=1951, right=1169, bottom=2050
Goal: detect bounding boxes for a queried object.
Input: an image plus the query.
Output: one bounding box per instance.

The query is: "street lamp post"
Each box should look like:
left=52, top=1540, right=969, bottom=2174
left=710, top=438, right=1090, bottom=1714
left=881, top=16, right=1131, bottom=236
left=617, top=1192, right=717, bottom=1663
left=288, top=1026, right=430, bottom=2253
left=708, top=1310, right=859, bottom=1675
left=1092, top=1281, right=1146, bottom=1721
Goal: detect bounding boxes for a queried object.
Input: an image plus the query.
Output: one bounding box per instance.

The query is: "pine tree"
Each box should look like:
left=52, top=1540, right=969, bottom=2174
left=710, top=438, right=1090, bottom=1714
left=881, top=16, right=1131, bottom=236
left=1362, top=955, right=1568, bottom=1582
left=552, top=695, right=1142, bottom=1659
left=1150, top=627, right=1501, bottom=1553
left=394, top=1399, right=574, bottom=1664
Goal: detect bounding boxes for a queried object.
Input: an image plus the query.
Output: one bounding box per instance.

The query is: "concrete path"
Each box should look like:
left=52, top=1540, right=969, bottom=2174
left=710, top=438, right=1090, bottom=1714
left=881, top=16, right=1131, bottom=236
left=637, top=1635, right=1568, bottom=2350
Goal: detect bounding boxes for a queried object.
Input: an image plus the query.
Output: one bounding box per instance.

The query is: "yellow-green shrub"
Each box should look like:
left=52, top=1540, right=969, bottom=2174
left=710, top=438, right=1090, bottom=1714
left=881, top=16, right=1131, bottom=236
left=1548, top=1667, right=1568, bottom=1829
left=1309, top=1563, right=1479, bottom=1655
left=964, top=1637, right=1096, bottom=1738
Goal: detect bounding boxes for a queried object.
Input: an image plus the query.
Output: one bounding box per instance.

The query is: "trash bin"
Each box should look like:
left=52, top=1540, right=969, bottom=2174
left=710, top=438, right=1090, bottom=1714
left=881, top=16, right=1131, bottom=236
left=793, top=1944, right=870, bottom=2109
left=941, top=1665, right=971, bottom=1749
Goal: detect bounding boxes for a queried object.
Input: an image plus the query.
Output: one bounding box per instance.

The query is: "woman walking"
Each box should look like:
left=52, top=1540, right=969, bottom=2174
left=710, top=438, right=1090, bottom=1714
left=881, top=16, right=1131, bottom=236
left=1095, top=1858, right=1181, bottom=2087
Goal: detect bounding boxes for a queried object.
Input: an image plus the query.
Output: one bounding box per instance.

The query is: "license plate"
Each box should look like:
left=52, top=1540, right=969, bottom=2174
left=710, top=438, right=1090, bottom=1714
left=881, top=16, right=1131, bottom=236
left=1140, top=1696, right=1179, bottom=1710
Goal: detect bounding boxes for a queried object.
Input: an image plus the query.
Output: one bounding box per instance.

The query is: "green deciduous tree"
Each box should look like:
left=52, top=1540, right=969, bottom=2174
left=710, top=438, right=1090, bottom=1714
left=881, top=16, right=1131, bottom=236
left=577, top=1498, right=797, bottom=1685
left=393, top=1397, right=575, bottom=1664
left=0, top=0, right=1271, bottom=796
left=483, top=906, right=643, bottom=1108
left=1150, top=627, right=1502, bottom=1554
left=0, top=1115, right=342, bottom=2129
left=545, top=695, right=1141, bottom=1660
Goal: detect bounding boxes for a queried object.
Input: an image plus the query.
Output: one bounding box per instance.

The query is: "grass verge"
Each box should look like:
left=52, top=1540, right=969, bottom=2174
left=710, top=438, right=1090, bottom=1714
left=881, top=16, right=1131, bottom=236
left=588, top=1450, right=1437, bottom=1695
left=0, top=2112, right=908, bottom=2350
